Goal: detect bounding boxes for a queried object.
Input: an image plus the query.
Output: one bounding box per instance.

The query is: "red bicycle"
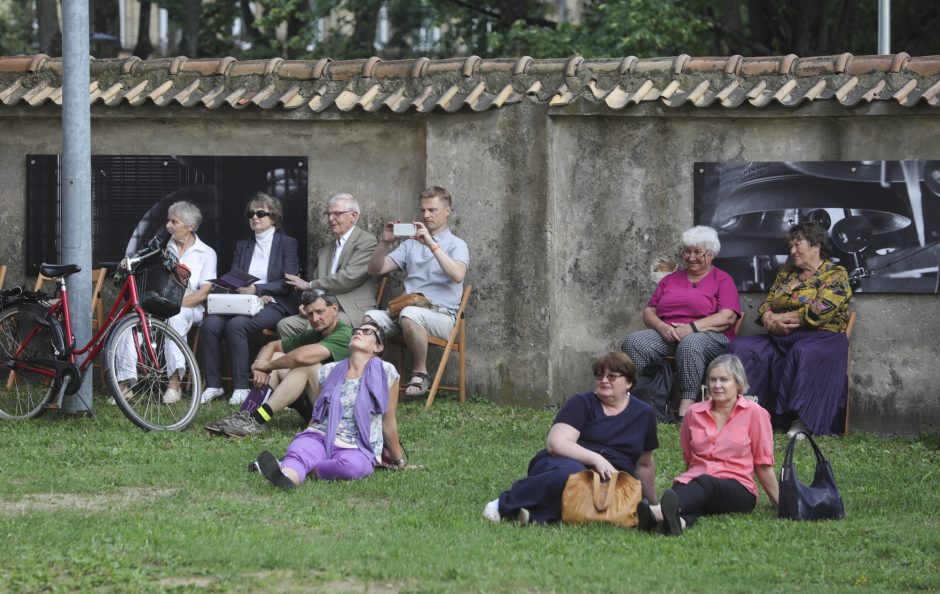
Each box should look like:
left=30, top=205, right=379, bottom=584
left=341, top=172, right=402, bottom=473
left=0, top=237, right=202, bottom=430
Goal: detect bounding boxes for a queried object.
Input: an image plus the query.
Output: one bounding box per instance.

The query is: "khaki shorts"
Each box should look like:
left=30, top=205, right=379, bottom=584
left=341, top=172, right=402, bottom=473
left=364, top=306, right=456, bottom=340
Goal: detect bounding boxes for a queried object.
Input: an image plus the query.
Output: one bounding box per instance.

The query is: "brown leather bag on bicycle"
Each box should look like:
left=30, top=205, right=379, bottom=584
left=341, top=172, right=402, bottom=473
left=387, top=293, right=432, bottom=319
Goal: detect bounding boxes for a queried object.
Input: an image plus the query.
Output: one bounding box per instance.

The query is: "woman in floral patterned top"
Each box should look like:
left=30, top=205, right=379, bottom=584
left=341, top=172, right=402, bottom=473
left=252, top=322, right=401, bottom=489
left=727, top=222, right=852, bottom=436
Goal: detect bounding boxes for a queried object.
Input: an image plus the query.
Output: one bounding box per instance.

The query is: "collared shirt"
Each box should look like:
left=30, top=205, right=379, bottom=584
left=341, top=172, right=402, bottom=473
left=388, top=228, right=470, bottom=313
left=675, top=396, right=775, bottom=497
left=167, top=234, right=218, bottom=294
left=329, top=225, right=356, bottom=275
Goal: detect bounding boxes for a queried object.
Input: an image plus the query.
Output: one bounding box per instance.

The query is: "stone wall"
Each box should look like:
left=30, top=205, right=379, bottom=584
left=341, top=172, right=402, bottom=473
left=0, top=101, right=937, bottom=434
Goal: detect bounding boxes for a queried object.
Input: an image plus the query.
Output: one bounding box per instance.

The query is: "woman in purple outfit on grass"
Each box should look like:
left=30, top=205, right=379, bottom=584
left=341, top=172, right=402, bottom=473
left=253, top=321, right=400, bottom=488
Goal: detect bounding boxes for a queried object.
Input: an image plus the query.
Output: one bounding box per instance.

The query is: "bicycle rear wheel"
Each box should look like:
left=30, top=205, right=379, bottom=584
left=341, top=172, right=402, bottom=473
left=103, top=314, right=201, bottom=431
left=0, top=305, right=58, bottom=419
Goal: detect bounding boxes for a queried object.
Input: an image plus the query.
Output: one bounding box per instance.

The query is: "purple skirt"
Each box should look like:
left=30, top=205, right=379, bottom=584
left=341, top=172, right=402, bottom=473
left=726, top=329, right=848, bottom=436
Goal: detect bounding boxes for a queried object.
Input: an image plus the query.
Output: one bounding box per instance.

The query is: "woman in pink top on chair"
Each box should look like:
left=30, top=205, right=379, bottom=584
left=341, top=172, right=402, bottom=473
left=621, top=226, right=741, bottom=418
left=636, top=354, right=779, bottom=535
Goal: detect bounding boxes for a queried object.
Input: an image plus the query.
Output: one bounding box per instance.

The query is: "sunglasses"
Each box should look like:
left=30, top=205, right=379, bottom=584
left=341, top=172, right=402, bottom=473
left=246, top=210, right=272, bottom=219
left=593, top=372, right=624, bottom=382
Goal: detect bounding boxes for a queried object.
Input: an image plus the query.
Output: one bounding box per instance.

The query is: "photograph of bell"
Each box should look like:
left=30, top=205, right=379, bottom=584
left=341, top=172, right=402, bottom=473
left=695, top=160, right=939, bottom=294
left=712, top=161, right=911, bottom=239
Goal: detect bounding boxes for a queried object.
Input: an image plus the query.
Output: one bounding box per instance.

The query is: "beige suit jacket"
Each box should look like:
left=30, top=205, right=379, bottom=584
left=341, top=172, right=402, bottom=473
left=310, top=225, right=378, bottom=326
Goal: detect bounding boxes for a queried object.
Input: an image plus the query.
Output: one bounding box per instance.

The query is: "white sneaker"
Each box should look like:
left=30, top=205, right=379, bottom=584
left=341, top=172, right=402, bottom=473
left=228, top=389, right=250, bottom=405
left=788, top=418, right=810, bottom=440
left=163, top=388, right=181, bottom=404
left=482, top=499, right=501, bottom=523
left=200, top=387, right=225, bottom=405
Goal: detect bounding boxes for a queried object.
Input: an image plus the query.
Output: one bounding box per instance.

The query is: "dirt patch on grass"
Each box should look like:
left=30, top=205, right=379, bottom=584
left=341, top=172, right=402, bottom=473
left=0, top=487, right=179, bottom=515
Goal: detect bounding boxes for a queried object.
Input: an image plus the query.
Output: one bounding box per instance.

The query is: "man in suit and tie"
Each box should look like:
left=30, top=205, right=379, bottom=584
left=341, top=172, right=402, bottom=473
left=279, top=193, right=378, bottom=337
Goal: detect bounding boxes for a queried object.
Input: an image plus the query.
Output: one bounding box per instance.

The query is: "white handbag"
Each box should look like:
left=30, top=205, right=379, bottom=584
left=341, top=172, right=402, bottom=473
left=207, top=294, right=264, bottom=316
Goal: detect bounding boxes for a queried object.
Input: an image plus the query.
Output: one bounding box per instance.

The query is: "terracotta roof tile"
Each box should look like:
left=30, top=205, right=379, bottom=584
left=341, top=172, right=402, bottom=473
left=2, top=53, right=939, bottom=115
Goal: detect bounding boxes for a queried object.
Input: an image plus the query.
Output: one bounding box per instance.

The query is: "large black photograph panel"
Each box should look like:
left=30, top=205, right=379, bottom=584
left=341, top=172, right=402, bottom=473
left=694, top=161, right=940, bottom=293
left=26, top=156, right=308, bottom=276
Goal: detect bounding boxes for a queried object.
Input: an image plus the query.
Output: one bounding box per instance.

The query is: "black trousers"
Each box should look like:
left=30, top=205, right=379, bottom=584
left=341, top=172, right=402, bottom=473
left=199, top=304, right=286, bottom=389
left=672, top=474, right=757, bottom=527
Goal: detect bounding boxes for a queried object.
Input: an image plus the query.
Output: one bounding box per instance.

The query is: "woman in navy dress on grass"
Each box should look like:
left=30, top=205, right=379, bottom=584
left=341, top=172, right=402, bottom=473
left=483, top=352, right=658, bottom=525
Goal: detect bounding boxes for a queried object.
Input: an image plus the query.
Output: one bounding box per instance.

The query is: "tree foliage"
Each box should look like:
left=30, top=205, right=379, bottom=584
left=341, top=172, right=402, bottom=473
left=7, top=0, right=940, bottom=60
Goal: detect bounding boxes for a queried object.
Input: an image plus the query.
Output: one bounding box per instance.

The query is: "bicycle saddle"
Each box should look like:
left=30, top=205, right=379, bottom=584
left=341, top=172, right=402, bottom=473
left=39, top=264, right=81, bottom=278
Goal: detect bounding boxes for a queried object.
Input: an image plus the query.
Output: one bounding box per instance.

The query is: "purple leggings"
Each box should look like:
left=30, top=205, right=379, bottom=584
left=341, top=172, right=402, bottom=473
left=280, top=430, right=374, bottom=483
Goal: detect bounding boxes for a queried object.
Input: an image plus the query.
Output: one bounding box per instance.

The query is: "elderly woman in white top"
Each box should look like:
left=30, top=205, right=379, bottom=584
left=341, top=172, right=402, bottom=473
left=199, top=192, right=300, bottom=406
left=162, top=201, right=217, bottom=403
left=114, top=200, right=217, bottom=404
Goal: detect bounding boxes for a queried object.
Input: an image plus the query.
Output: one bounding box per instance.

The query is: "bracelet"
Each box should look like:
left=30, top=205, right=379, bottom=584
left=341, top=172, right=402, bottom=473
left=690, top=321, right=699, bottom=332
left=431, top=243, right=441, bottom=253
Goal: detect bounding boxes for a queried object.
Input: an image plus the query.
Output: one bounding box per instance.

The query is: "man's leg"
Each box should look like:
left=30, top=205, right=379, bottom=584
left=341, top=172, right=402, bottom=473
left=398, top=306, right=455, bottom=397
left=400, top=315, right=430, bottom=396
left=276, top=314, right=308, bottom=340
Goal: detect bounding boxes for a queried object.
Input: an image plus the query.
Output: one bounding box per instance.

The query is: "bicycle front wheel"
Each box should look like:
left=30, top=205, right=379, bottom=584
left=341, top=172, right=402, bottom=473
left=0, top=305, right=58, bottom=419
left=104, top=314, right=201, bottom=431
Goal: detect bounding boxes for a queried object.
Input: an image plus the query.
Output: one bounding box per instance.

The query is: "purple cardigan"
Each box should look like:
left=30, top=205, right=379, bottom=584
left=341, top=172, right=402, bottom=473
left=311, top=357, right=388, bottom=458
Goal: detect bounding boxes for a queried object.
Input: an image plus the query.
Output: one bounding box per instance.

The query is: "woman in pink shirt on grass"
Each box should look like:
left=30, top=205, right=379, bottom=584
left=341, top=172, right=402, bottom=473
left=636, top=354, right=779, bottom=535
left=621, top=226, right=741, bottom=418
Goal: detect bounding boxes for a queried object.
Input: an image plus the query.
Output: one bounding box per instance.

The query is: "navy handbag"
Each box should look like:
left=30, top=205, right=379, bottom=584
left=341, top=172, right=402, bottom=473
left=778, top=431, right=846, bottom=521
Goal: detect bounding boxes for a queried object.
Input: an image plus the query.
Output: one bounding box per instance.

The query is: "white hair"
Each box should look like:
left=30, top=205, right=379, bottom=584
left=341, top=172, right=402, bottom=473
left=681, top=225, right=721, bottom=255
left=328, top=193, right=360, bottom=215
left=168, top=201, right=202, bottom=231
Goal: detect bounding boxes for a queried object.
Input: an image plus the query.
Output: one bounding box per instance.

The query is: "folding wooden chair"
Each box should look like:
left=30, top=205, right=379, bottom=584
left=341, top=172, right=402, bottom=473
left=395, top=284, right=472, bottom=408
left=0, top=264, right=6, bottom=289
left=34, top=267, right=107, bottom=329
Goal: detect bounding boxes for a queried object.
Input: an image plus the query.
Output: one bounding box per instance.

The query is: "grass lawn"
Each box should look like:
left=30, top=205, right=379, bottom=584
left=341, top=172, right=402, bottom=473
left=0, top=394, right=938, bottom=593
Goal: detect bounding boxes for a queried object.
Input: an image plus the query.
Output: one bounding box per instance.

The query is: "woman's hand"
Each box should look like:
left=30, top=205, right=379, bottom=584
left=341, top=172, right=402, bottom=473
left=236, top=285, right=257, bottom=295
left=656, top=323, right=681, bottom=343
left=592, top=454, right=617, bottom=481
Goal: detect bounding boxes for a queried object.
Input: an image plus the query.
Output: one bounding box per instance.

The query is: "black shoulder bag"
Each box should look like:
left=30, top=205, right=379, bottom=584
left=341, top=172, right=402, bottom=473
left=778, top=431, right=845, bottom=521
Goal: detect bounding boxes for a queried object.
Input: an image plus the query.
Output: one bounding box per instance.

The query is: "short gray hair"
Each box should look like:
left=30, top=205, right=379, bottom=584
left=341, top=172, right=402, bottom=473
left=681, top=225, right=721, bottom=256
left=168, top=201, right=202, bottom=231
left=706, top=354, right=749, bottom=395
left=328, top=193, right=360, bottom=215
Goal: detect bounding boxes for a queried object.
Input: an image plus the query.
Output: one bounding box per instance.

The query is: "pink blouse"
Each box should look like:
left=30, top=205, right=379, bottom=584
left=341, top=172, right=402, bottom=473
left=675, top=397, right=775, bottom=497
left=647, top=268, right=741, bottom=339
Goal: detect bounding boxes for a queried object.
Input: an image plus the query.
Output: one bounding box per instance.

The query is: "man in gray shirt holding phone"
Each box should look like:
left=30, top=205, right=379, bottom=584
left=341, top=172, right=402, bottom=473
left=365, top=186, right=470, bottom=398
left=279, top=193, right=378, bottom=337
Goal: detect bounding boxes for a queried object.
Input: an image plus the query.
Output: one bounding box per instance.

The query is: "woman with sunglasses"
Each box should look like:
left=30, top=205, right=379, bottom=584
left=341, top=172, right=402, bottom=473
left=253, top=322, right=401, bottom=487
left=483, top=352, right=658, bottom=525
left=199, top=192, right=300, bottom=406
left=620, top=226, right=741, bottom=419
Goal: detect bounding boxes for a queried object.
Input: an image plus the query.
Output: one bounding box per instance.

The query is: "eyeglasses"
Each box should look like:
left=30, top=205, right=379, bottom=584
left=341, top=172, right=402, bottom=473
left=324, top=210, right=353, bottom=219
left=681, top=248, right=712, bottom=259
left=594, top=372, right=624, bottom=382
left=352, top=326, right=382, bottom=343
left=246, top=210, right=272, bottom=220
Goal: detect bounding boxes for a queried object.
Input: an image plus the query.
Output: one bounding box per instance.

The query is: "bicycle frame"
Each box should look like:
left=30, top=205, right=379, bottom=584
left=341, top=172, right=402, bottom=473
left=13, top=271, right=162, bottom=387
